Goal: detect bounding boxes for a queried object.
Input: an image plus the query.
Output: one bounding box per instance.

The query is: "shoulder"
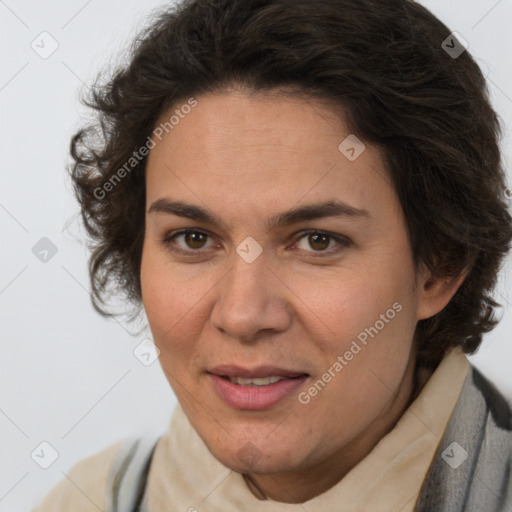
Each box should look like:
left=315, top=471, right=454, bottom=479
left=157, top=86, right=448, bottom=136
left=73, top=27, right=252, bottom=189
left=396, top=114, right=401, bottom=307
left=415, top=365, right=512, bottom=511
left=32, top=439, right=124, bottom=512
left=471, top=366, right=512, bottom=430
left=450, top=365, right=512, bottom=471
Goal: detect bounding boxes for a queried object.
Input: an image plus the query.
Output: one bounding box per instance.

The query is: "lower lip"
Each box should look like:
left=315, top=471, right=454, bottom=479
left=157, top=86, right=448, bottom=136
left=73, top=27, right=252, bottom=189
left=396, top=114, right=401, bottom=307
left=209, top=374, right=308, bottom=410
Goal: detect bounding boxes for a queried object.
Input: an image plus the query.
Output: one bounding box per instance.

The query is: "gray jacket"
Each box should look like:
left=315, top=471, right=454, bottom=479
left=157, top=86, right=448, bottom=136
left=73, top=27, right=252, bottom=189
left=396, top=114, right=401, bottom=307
left=104, top=366, right=512, bottom=511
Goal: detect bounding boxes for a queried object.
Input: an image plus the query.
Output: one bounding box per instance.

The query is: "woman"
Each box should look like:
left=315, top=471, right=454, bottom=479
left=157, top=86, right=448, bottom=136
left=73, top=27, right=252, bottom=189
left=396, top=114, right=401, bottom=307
left=34, top=0, right=512, bottom=510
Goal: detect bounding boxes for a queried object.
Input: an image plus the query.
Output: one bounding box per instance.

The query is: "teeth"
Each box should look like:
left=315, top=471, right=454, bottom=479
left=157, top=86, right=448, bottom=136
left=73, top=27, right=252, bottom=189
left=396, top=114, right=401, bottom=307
left=228, top=376, right=284, bottom=386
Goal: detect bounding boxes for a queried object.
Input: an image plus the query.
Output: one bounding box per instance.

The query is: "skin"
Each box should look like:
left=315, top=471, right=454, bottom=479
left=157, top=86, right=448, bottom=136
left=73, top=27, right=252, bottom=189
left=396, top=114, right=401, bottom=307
left=140, top=88, right=466, bottom=503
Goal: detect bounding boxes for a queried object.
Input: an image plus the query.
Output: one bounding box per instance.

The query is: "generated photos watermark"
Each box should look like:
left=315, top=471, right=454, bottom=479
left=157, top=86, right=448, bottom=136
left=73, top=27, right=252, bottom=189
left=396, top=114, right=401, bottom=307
left=298, top=301, right=403, bottom=404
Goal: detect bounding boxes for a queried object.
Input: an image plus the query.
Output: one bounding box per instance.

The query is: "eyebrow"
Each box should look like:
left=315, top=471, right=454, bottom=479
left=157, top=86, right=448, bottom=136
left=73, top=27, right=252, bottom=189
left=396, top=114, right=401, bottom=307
left=148, top=198, right=371, bottom=231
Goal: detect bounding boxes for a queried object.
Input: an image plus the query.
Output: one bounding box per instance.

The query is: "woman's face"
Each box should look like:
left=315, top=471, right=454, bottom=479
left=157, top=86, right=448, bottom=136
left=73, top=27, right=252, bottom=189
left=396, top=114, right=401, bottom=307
left=141, top=89, right=449, bottom=490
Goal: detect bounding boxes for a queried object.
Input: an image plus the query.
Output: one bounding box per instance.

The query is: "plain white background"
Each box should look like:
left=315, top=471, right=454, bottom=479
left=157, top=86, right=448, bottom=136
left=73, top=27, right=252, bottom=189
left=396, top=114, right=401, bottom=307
left=0, top=0, right=511, bottom=510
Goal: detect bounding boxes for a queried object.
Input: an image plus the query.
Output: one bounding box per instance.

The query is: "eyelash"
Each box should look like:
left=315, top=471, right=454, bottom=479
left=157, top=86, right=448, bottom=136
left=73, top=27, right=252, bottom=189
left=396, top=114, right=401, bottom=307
left=161, top=229, right=351, bottom=257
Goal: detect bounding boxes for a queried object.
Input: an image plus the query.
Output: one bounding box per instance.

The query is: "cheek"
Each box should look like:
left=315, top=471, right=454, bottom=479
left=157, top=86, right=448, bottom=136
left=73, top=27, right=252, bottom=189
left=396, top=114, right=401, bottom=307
left=305, top=287, right=416, bottom=429
left=141, top=250, right=187, bottom=355
left=310, top=269, right=418, bottom=406
left=140, top=249, right=217, bottom=375
left=294, top=258, right=417, bottom=353
left=141, top=244, right=197, bottom=328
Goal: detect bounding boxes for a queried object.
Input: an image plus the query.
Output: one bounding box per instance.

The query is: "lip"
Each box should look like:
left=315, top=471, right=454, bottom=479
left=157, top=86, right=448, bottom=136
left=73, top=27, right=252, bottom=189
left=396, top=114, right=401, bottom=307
left=208, top=365, right=309, bottom=410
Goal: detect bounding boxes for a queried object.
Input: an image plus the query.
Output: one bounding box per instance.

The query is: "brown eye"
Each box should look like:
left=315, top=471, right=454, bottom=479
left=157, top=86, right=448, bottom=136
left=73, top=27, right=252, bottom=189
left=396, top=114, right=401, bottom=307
left=293, top=230, right=350, bottom=255
left=308, top=233, right=330, bottom=251
left=183, top=231, right=208, bottom=249
left=162, top=229, right=214, bottom=254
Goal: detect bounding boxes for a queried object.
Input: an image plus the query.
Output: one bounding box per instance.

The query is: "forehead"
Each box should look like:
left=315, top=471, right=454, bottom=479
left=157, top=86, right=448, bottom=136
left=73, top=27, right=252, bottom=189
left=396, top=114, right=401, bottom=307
left=153, top=89, right=351, bottom=158
left=145, top=90, right=397, bottom=227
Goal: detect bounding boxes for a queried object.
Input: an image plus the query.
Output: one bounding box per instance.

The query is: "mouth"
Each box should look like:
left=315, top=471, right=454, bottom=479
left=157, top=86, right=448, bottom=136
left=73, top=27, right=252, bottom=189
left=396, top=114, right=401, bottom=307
left=219, top=375, right=302, bottom=386
left=207, top=365, right=310, bottom=410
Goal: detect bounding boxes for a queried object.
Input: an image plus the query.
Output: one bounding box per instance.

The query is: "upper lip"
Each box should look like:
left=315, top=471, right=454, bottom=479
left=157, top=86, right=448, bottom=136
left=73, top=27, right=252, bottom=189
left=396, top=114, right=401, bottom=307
left=208, top=364, right=308, bottom=379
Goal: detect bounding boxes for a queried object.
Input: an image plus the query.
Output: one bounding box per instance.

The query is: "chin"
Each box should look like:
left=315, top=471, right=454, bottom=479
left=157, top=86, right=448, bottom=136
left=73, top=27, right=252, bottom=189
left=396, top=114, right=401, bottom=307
left=205, top=433, right=308, bottom=474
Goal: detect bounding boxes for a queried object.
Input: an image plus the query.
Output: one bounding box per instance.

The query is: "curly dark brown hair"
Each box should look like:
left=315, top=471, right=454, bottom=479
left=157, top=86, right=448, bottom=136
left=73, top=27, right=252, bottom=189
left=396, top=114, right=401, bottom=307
left=70, top=0, right=512, bottom=370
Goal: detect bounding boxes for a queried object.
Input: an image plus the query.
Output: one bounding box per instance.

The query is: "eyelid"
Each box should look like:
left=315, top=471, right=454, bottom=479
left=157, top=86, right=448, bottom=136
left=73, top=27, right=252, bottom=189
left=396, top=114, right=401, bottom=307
left=161, top=228, right=351, bottom=256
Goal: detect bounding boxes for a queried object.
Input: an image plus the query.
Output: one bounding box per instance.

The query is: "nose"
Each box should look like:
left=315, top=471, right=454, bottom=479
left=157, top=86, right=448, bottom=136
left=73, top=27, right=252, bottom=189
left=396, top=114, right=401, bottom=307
left=210, top=250, right=292, bottom=343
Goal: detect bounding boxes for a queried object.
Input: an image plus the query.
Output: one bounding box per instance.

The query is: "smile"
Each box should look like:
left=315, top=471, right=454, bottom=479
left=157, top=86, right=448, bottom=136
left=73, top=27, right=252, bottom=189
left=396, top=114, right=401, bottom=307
left=207, top=365, right=309, bottom=410
left=224, top=375, right=288, bottom=386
